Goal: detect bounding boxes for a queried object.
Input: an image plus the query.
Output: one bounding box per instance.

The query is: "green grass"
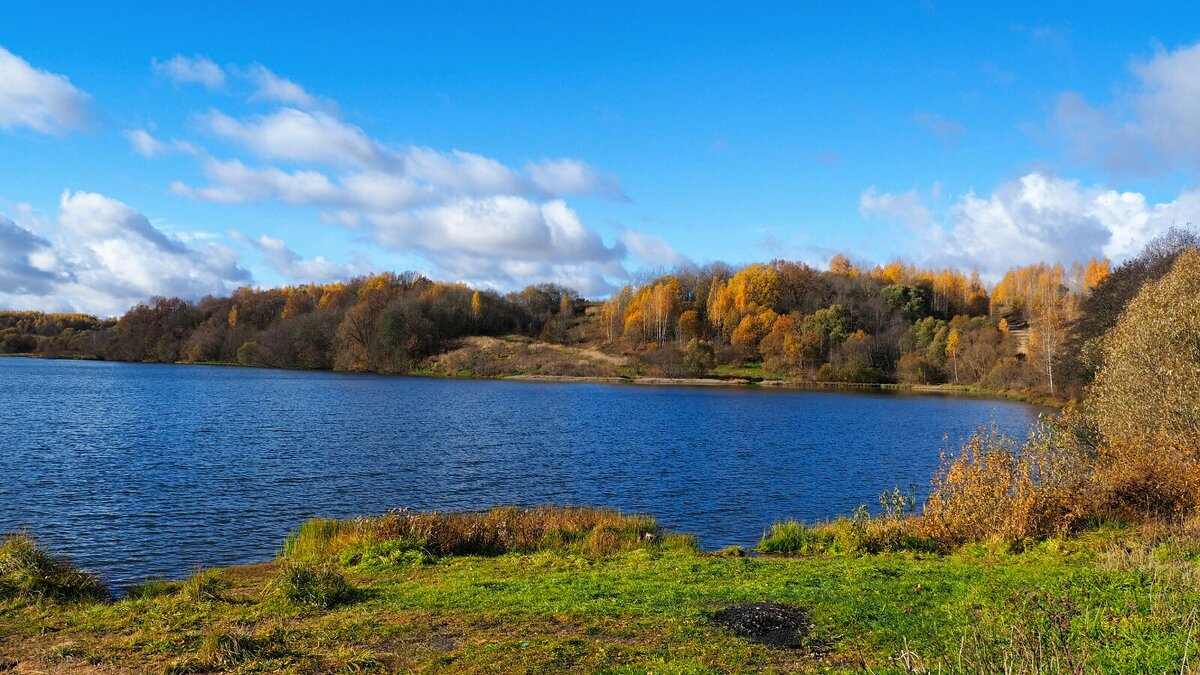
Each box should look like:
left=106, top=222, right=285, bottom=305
left=712, top=361, right=765, bottom=380
left=0, top=533, right=107, bottom=604
left=3, top=520, right=1199, bottom=672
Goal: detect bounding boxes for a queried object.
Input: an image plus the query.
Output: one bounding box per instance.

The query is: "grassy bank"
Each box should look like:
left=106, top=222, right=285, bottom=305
left=3, top=508, right=1198, bottom=673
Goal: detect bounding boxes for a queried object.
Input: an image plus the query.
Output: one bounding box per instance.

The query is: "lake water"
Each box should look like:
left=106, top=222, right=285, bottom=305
left=0, top=358, right=1047, bottom=585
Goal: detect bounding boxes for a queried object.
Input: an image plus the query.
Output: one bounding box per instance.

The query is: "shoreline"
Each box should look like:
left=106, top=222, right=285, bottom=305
left=1, top=352, right=1060, bottom=407
left=2, top=510, right=1188, bottom=672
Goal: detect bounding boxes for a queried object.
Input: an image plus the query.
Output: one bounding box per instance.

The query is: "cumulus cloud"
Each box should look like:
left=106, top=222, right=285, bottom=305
left=205, top=107, right=391, bottom=168
left=171, top=157, right=435, bottom=211
left=618, top=229, right=690, bottom=267
left=152, top=54, right=225, bottom=89
left=0, top=192, right=250, bottom=316
left=1050, top=41, right=1200, bottom=173
left=172, top=157, right=341, bottom=205
left=139, top=64, right=659, bottom=294
left=367, top=196, right=618, bottom=263
left=402, top=147, right=525, bottom=195
left=0, top=215, right=59, bottom=296
left=0, top=46, right=89, bottom=135
left=527, top=158, right=626, bottom=200
left=230, top=231, right=356, bottom=283
left=873, top=172, right=1200, bottom=277
left=859, top=187, right=933, bottom=228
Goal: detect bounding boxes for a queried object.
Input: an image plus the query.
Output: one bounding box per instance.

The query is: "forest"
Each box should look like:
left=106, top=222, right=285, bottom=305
left=3, top=228, right=1197, bottom=403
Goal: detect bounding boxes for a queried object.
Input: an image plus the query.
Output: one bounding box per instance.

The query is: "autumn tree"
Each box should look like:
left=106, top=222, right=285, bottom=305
left=730, top=309, right=777, bottom=358
left=706, top=278, right=733, bottom=346
left=829, top=253, right=854, bottom=276
left=471, top=290, right=483, bottom=322
left=727, top=263, right=781, bottom=313
left=945, top=328, right=960, bottom=384
left=601, top=285, right=633, bottom=342
left=677, top=309, right=702, bottom=342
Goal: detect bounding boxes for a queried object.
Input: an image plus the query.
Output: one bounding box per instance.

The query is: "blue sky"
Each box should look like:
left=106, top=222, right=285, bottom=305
left=3, top=2, right=1200, bottom=315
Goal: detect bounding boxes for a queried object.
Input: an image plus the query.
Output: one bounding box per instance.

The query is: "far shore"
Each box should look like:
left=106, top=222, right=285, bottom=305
left=2, top=351, right=1058, bottom=406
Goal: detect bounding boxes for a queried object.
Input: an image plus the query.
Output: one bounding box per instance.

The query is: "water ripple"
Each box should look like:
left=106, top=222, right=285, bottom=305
left=0, top=358, right=1045, bottom=584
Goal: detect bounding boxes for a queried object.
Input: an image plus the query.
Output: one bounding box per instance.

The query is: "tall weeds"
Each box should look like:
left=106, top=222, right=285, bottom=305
left=920, top=422, right=1089, bottom=545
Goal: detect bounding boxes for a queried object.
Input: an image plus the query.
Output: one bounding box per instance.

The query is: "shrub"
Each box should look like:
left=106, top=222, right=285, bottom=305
left=0, top=534, right=107, bottom=603
left=1088, top=248, right=1200, bottom=452
left=897, top=352, right=943, bottom=385
left=982, top=356, right=1024, bottom=391
left=236, top=340, right=259, bottom=366
left=920, top=423, right=1088, bottom=546
left=272, top=564, right=357, bottom=609
left=683, top=339, right=716, bottom=377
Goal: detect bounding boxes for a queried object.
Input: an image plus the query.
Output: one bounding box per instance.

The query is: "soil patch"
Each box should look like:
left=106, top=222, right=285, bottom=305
left=713, top=602, right=811, bottom=649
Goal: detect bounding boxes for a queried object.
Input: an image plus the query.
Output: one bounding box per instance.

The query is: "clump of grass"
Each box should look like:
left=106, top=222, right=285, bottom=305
left=124, top=578, right=179, bottom=600
left=181, top=568, right=229, bottom=603
left=0, top=533, right=107, bottom=603
left=758, top=521, right=835, bottom=555
left=283, top=506, right=662, bottom=562
left=196, top=628, right=261, bottom=669
left=271, top=563, right=357, bottom=609
left=758, top=513, right=941, bottom=556
left=661, top=533, right=702, bottom=553
left=338, top=537, right=433, bottom=568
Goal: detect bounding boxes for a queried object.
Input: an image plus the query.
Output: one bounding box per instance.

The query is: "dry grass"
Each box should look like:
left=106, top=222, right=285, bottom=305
left=425, top=336, right=624, bottom=378
left=283, top=506, right=668, bottom=562
left=919, top=422, right=1092, bottom=547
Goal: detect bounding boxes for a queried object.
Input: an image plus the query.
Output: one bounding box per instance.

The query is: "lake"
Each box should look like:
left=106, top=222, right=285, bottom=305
left=0, top=357, right=1047, bottom=585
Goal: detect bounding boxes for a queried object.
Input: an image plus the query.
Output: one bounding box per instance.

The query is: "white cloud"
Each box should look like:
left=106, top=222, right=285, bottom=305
left=230, top=231, right=356, bottom=283
left=527, top=158, right=626, bottom=199
left=172, top=157, right=436, bottom=212
left=924, top=172, right=1200, bottom=276
left=368, top=196, right=618, bottom=263
left=0, top=46, right=89, bottom=135
left=124, top=129, right=167, bottom=157
left=0, top=215, right=60, bottom=296
left=1050, top=41, right=1200, bottom=173
left=618, top=229, right=690, bottom=267
left=859, top=187, right=933, bottom=228
left=243, top=64, right=327, bottom=110
left=402, top=147, right=526, bottom=195
left=152, top=54, right=225, bottom=89
left=172, top=157, right=342, bottom=205
left=205, top=107, right=390, bottom=168
left=138, top=65, right=659, bottom=294
left=0, top=192, right=250, bottom=316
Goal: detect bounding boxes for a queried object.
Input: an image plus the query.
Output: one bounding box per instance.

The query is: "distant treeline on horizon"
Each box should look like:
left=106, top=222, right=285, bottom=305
left=3, top=228, right=1197, bottom=402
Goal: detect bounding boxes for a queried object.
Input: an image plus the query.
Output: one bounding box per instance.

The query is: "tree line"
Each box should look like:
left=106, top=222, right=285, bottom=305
left=3, top=228, right=1196, bottom=401
left=1, top=274, right=579, bottom=374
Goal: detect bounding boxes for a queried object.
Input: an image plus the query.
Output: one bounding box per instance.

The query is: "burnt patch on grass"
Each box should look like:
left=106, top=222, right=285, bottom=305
left=713, top=602, right=811, bottom=649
